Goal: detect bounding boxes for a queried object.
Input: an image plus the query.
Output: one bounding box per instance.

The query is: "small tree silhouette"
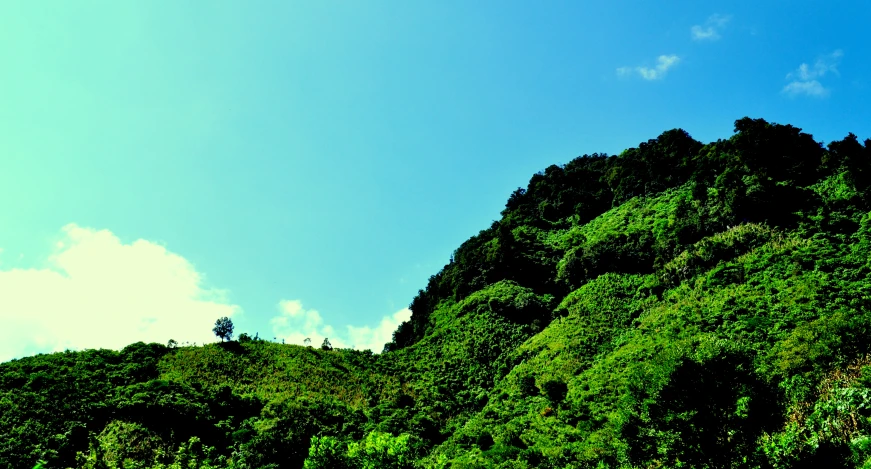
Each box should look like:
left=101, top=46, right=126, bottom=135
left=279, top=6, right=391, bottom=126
left=304, top=337, right=312, bottom=346
left=321, top=338, right=333, bottom=351
left=213, top=317, right=234, bottom=342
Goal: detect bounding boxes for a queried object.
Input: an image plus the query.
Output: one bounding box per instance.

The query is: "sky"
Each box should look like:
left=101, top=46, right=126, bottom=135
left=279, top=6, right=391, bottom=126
left=0, top=0, right=869, bottom=362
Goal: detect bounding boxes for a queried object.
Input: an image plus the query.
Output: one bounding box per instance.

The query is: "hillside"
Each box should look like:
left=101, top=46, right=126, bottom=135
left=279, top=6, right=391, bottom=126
left=4, top=117, right=871, bottom=468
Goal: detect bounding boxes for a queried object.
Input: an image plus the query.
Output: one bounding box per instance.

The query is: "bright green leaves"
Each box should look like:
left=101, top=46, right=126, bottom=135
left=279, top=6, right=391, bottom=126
left=304, top=432, right=414, bottom=469
left=762, top=357, right=871, bottom=467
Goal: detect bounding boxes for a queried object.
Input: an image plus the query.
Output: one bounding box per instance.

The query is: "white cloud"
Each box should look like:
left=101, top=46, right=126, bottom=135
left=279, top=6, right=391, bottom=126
left=782, top=80, right=828, bottom=98
left=783, top=50, right=843, bottom=97
left=346, top=308, right=412, bottom=353
left=271, top=299, right=337, bottom=347
left=271, top=299, right=411, bottom=353
left=617, top=55, right=680, bottom=81
left=787, top=50, right=843, bottom=81
left=0, top=224, right=240, bottom=362
left=691, top=14, right=731, bottom=41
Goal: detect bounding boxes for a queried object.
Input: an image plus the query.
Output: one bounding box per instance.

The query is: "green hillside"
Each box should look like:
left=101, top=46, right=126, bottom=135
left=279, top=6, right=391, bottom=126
left=5, top=117, right=871, bottom=468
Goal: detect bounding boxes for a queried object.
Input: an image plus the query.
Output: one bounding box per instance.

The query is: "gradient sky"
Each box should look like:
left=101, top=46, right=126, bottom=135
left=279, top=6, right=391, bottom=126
left=1, top=0, right=869, bottom=361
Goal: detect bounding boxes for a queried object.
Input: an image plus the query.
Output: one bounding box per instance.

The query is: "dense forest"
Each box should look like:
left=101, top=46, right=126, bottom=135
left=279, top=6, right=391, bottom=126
left=5, top=117, right=871, bottom=468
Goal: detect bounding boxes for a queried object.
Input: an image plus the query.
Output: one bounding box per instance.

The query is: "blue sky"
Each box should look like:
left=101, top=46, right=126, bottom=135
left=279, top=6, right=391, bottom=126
left=0, top=0, right=869, bottom=361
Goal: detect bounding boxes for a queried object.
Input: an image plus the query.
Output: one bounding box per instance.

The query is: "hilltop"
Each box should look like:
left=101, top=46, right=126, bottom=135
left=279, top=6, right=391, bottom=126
left=4, top=117, right=871, bottom=468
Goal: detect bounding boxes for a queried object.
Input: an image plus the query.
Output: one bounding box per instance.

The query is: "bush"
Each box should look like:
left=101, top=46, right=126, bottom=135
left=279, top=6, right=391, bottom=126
left=541, top=379, right=568, bottom=403
left=517, top=375, right=538, bottom=398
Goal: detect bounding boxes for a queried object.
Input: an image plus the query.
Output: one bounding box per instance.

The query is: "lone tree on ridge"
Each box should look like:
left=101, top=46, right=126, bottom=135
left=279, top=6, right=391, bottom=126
left=213, top=317, right=234, bottom=342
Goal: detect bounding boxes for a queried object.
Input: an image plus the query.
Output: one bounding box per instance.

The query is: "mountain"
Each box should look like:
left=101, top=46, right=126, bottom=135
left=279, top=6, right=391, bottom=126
left=5, top=117, right=871, bottom=469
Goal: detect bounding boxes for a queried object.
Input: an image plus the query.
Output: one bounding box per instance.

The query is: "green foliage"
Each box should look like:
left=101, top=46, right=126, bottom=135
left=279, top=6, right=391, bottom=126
left=303, top=435, right=351, bottom=469
left=347, top=432, right=415, bottom=469
left=83, top=420, right=171, bottom=468
left=516, top=375, right=538, bottom=398
left=661, top=222, right=779, bottom=286
left=5, top=117, right=871, bottom=468
left=540, top=380, right=567, bottom=404
left=618, top=344, right=779, bottom=468
left=304, top=432, right=414, bottom=469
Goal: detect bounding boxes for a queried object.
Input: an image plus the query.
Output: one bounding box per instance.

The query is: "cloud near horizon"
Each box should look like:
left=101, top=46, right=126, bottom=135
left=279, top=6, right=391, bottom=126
left=691, top=14, right=731, bottom=41
left=0, top=224, right=241, bottom=362
left=271, top=299, right=410, bottom=352
left=617, top=55, right=680, bottom=80
left=0, top=224, right=417, bottom=363
left=783, top=50, right=843, bottom=97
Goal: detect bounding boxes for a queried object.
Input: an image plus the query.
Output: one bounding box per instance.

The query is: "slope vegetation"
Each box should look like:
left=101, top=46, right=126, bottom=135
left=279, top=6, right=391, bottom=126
left=4, top=118, right=871, bottom=468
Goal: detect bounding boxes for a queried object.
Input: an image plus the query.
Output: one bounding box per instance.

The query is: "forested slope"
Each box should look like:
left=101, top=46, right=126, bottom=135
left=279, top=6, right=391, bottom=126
left=4, top=117, right=871, bottom=468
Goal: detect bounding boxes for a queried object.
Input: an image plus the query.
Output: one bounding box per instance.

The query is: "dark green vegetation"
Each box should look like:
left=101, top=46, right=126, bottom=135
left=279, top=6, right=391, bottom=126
left=7, top=117, right=871, bottom=468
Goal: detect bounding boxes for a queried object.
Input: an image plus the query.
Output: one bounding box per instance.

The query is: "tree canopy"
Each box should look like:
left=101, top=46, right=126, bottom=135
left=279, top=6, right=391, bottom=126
left=212, top=317, right=234, bottom=342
